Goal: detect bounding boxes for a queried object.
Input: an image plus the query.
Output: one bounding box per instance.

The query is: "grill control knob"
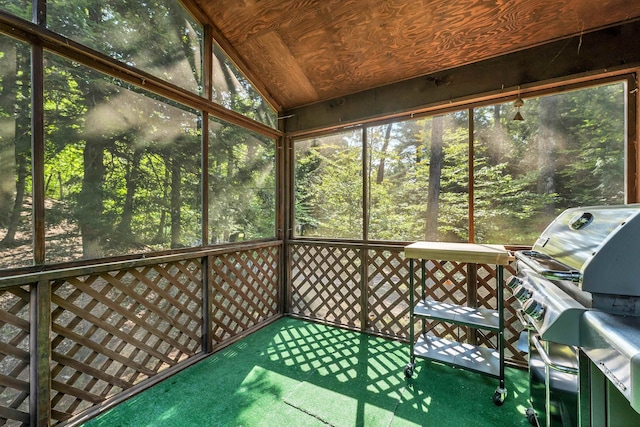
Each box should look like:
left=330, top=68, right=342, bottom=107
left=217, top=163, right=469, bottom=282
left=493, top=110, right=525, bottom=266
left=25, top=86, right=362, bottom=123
left=523, top=299, right=545, bottom=321
left=506, top=276, right=523, bottom=291
left=513, top=285, right=532, bottom=302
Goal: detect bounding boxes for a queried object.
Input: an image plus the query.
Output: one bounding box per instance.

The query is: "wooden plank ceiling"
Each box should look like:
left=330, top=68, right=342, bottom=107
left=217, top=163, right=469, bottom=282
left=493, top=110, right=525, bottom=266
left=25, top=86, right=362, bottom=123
left=193, top=0, right=640, bottom=111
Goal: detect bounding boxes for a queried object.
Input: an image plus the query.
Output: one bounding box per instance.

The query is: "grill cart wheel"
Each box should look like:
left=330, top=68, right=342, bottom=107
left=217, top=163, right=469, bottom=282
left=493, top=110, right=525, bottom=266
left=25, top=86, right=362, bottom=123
left=525, top=407, right=538, bottom=426
left=492, top=387, right=507, bottom=406
left=403, top=363, right=414, bottom=378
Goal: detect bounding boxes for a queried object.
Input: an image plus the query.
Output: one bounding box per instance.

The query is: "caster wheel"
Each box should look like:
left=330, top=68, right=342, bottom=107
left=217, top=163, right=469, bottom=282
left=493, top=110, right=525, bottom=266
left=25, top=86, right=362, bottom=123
left=525, top=407, right=538, bottom=426
left=492, top=387, right=507, bottom=406
left=404, top=364, right=414, bottom=378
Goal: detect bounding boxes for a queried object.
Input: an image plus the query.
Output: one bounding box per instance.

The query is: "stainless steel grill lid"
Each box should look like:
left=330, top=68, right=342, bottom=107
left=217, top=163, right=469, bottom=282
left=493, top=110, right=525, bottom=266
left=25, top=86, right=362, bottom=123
left=531, top=204, right=640, bottom=296
left=512, top=204, right=640, bottom=416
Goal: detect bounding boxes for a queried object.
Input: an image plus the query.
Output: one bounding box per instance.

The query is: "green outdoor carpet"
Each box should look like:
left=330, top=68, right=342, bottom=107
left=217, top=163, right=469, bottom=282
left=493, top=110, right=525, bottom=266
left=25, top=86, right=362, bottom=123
left=82, top=317, right=531, bottom=427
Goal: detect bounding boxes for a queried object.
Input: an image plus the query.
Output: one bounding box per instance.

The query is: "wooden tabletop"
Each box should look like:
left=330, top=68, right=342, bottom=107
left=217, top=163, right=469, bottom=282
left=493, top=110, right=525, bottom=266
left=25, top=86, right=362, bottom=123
left=404, top=242, right=512, bottom=265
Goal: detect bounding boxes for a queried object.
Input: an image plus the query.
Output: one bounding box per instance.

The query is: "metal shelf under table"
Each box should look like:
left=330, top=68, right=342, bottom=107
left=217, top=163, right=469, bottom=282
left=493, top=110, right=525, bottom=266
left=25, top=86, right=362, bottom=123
left=413, top=299, right=501, bottom=332
left=403, top=241, right=512, bottom=406
left=413, top=334, right=501, bottom=378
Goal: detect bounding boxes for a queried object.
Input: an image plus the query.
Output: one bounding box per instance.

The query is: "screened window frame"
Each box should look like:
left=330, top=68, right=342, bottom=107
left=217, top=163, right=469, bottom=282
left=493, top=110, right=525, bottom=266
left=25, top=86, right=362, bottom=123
left=0, top=3, right=282, bottom=270
left=289, top=74, right=638, bottom=244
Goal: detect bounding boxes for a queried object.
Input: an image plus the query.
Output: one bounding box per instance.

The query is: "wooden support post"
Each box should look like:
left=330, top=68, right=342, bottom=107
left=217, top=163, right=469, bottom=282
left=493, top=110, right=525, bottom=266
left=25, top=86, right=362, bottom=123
left=630, top=72, right=639, bottom=203
left=31, top=28, right=45, bottom=265
left=468, top=108, right=475, bottom=243
left=31, top=5, right=49, bottom=421
left=30, top=280, right=51, bottom=427
left=201, top=113, right=209, bottom=246
left=466, top=263, right=478, bottom=344
left=360, top=128, right=369, bottom=331
left=282, top=137, right=296, bottom=314
left=280, top=135, right=292, bottom=314
left=201, top=26, right=212, bottom=246
left=359, top=247, right=368, bottom=331
left=202, top=255, right=213, bottom=353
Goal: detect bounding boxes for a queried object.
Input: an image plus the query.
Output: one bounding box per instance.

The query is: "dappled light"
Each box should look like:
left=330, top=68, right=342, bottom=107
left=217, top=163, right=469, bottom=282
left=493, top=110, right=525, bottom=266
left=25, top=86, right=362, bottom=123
left=208, top=117, right=275, bottom=244
left=83, top=318, right=531, bottom=427
left=294, top=130, right=364, bottom=239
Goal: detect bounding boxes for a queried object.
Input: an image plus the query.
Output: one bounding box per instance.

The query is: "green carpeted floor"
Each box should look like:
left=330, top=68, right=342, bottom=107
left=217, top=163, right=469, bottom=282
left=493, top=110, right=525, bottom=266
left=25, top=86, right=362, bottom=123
left=82, top=317, right=531, bottom=427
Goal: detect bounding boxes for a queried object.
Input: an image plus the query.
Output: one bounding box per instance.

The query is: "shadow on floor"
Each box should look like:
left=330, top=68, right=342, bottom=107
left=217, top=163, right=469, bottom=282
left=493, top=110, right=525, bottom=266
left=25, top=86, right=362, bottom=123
left=83, top=317, right=531, bottom=427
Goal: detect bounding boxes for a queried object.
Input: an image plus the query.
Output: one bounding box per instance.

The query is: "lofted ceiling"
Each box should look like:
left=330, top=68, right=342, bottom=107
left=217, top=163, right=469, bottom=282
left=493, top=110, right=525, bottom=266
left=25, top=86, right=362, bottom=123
left=190, top=0, right=640, bottom=112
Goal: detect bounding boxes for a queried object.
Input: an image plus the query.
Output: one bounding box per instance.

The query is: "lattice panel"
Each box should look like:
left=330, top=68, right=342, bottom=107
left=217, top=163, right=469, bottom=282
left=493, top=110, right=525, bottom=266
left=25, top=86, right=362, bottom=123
left=49, top=259, right=203, bottom=423
left=290, top=244, right=361, bottom=328
left=366, top=249, right=412, bottom=338
left=419, top=260, right=470, bottom=343
left=210, top=246, right=279, bottom=345
left=290, top=244, right=525, bottom=365
left=0, top=286, right=30, bottom=427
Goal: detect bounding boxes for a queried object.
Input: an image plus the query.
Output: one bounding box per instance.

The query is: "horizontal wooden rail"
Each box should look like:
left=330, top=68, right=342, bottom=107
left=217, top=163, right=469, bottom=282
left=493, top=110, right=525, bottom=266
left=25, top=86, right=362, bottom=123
left=0, top=241, right=283, bottom=289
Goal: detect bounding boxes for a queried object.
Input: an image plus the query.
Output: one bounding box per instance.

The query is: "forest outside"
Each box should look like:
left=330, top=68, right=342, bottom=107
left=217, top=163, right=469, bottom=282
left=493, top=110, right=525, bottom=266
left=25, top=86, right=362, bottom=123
left=0, top=1, right=277, bottom=270
left=294, top=81, right=626, bottom=245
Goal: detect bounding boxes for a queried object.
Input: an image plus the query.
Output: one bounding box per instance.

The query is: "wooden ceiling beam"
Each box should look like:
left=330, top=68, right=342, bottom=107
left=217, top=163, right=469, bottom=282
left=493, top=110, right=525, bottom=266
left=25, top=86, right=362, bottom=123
left=283, top=20, right=640, bottom=135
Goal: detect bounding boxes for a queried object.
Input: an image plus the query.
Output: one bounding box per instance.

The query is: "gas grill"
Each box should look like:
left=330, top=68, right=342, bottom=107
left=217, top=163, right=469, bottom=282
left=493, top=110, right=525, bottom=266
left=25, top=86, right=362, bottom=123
left=507, top=204, right=640, bottom=427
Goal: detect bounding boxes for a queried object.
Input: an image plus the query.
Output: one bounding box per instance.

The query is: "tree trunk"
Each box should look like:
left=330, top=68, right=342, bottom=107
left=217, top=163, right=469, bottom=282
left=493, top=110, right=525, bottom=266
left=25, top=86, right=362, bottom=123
left=172, top=12, right=200, bottom=85
left=117, top=148, right=142, bottom=237
left=1, top=44, right=30, bottom=244
left=78, top=134, right=105, bottom=258
left=227, top=145, right=234, bottom=178
left=2, top=149, right=28, bottom=244
left=170, top=156, right=181, bottom=248
left=213, top=47, right=240, bottom=104
left=538, top=96, right=559, bottom=215
left=0, top=41, right=18, bottom=226
left=76, top=7, right=108, bottom=259
left=376, top=123, right=392, bottom=184
left=493, top=104, right=501, bottom=127
left=425, top=115, right=444, bottom=241
left=154, top=166, right=170, bottom=243
left=492, top=104, right=505, bottom=163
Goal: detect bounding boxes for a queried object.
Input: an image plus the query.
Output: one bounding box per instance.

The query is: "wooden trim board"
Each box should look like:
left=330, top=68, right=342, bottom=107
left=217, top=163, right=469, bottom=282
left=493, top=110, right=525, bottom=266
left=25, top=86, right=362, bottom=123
left=404, top=242, right=512, bottom=265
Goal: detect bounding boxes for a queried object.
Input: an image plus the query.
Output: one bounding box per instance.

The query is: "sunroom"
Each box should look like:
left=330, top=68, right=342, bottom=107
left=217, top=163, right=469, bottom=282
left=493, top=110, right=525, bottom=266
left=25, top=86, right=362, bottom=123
left=1, top=1, right=640, bottom=426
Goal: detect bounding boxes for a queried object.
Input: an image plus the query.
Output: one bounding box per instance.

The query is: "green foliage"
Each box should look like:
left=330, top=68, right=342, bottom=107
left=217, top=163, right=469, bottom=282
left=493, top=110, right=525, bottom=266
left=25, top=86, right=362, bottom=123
left=365, top=115, right=470, bottom=241
left=0, top=2, right=275, bottom=266
left=47, top=0, right=203, bottom=95
left=294, top=142, right=321, bottom=235
left=0, top=0, right=30, bottom=20
left=294, top=132, right=363, bottom=239
left=208, top=118, right=275, bottom=243
left=0, top=36, right=31, bottom=257
left=40, top=56, right=207, bottom=258
left=554, top=85, right=625, bottom=206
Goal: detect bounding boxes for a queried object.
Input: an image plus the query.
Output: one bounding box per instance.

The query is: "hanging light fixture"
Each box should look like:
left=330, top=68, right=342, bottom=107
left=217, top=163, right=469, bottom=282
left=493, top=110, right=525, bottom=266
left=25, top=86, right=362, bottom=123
left=513, top=90, right=524, bottom=121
